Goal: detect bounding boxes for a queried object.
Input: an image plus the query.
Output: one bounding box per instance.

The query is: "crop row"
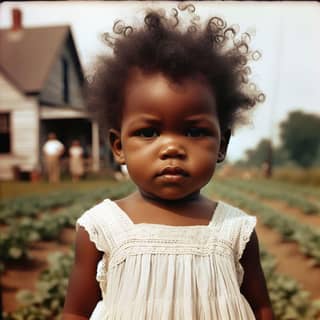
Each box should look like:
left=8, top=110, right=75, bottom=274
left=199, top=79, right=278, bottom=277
left=3, top=251, right=73, bottom=320
left=205, top=182, right=320, bottom=265
left=3, top=247, right=320, bottom=319
left=261, top=178, right=320, bottom=199
left=219, top=178, right=319, bottom=215
left=261, top=247, right=320, bottom=319
left=0, top=191, right=84, bottom=223
left=0, top=182, right=135, bottom=270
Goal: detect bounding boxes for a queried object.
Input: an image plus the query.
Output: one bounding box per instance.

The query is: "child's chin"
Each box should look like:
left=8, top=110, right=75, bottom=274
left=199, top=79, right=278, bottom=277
left=154, top=191, right=199, bottom=202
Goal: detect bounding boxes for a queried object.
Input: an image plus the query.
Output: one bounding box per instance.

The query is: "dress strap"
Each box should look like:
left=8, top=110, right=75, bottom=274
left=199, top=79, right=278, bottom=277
left=76, top=199, right=133, bottom=252
left=209, top=201, right=256, bottom=258
left=208, top=201, right=225, bottom=231
left=210, top=201, right=256, bottom=286
left=104, top=199, right=134, bottom=228
left=100, top=199, right=134, bottom=244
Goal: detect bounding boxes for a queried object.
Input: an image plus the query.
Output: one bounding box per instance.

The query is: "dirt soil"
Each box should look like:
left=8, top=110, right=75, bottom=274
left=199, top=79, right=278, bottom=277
left=2, top=228, right=75, bottom=313
left=258, top=198, right=320, bottom=228
left=244, top=191, right=320, bottom=228
left=242, top=193, right=320, bottom=298
left=256, top=222, right=320, bottom=300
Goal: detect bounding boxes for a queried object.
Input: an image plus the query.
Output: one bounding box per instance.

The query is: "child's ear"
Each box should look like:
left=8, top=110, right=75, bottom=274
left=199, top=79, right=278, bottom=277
left=217, top=129, right=231, bottom=163
left=109, top=129, right=126, bottom=164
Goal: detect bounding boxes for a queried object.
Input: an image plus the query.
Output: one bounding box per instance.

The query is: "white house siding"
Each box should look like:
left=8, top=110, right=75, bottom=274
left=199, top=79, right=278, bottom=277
left=0, top=74, right=39, bottom=179
left=12, top=103, right=39, bottom=171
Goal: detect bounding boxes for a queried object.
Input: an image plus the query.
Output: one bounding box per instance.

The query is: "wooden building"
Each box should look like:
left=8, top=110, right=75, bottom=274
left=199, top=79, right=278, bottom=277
left=0, top=9, right=100, bottom=180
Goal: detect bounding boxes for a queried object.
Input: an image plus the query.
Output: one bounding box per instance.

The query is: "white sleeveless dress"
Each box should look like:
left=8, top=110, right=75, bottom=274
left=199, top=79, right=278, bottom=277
left=77, top=199, right=256, bottom=320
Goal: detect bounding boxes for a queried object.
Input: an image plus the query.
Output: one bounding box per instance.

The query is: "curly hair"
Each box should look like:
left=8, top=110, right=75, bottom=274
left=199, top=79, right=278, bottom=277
left=88, top=4, right=264, bottom=133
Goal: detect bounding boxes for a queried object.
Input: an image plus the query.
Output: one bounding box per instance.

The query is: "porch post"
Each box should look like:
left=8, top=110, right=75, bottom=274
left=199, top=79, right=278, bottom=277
left=91, top=121, right=100, bottom=172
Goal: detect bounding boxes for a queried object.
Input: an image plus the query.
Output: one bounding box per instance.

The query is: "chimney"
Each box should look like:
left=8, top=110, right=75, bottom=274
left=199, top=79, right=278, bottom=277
left=11, top=8, right=22, bottom=32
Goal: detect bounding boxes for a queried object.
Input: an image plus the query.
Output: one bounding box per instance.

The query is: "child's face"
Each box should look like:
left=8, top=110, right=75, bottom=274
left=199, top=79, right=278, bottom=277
left=110, top=69, right=229, bottom=201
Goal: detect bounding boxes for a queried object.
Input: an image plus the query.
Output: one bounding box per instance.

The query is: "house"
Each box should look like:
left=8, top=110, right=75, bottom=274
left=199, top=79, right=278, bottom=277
left=0, top=8, right=100, bottom=180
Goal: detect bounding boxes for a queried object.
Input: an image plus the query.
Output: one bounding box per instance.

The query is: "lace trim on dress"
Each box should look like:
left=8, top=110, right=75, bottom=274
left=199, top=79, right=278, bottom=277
left=234, top=215, right=257, bottom=285
left=96, top=254, right=109, bottom=295
left=237, top=215, right=257, bottom=261
left=76, top=215, right=106, bottom=252
left=116, top=225, right=214, bottom=245
left=109, top=238, right=234, bottom=268
left=97, top=254, right=109, bottom=281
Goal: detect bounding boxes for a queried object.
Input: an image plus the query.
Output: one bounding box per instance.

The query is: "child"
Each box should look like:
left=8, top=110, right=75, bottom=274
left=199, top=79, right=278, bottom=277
left=69, top=139, right=85, bottom=182
left=63, top=5, right=273, bottom=320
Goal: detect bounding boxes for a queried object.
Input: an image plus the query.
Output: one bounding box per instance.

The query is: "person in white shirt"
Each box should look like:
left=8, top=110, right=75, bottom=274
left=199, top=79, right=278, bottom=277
left=42, top=132, right=64, bottom=183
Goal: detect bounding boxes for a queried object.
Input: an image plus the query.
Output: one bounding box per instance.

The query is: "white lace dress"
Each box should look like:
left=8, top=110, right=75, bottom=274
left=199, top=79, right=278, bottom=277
left=77, top=199, right=256, bottom=320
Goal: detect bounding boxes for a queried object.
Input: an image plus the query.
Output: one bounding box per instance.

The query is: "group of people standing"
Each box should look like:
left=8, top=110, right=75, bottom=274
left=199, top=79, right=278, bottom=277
left=42, top=132, right=85, bottom=183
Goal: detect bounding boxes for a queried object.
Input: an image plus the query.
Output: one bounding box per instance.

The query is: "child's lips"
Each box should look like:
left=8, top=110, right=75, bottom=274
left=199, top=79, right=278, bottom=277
left=157, top=166, right=189, bottom=178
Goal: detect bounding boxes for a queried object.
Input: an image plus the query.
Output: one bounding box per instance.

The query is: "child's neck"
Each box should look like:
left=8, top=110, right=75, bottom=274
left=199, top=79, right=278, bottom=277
left=139, top=189, right=202, bottom=208
left=116, top=191, right=217, bottom=227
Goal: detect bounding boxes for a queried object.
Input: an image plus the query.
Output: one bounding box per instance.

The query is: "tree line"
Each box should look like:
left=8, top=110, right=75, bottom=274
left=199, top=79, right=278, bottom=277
left=237, top=111, right=320, bottom=168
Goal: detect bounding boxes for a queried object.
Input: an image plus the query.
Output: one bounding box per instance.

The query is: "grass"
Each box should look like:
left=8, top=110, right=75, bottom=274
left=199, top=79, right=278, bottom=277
left=0, top=178, right=118, bottom=200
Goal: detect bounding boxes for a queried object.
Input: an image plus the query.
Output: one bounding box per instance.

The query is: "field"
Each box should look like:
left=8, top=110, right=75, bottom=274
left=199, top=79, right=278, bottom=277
left=1, top=176, right=320, bottom=319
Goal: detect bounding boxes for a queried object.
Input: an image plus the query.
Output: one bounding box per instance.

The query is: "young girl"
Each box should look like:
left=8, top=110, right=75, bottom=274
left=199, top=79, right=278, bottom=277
left=69, top=140, right=85, bottom=182
left=63, top=5, right=274, bottom=320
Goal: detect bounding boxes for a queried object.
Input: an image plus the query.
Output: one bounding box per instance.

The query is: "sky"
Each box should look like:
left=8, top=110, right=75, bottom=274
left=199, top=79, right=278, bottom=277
left=1, top=1, right=319, bottom=162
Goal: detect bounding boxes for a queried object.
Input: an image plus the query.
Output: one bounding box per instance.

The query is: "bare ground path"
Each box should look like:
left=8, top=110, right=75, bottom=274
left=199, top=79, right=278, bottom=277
left=243, top=192, right=320, bottom=229
left=256, top=222, right=320, bottom=300
left=261, top=198, right=320, bottom=229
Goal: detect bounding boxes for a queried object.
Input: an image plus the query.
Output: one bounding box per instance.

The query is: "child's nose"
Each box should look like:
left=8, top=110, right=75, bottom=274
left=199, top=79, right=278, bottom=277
left=159, top=144, right=186, bottom=160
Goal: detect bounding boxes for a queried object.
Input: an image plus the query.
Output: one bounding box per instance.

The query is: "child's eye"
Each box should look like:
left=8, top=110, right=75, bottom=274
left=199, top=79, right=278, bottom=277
left=186, top=127, right=208, bottom=137
left=136, top=128, right=159, bottom=138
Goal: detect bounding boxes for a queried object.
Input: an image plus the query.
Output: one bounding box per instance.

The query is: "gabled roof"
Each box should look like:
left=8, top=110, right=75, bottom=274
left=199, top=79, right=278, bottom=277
left=0, top=25, right=83, bottom=94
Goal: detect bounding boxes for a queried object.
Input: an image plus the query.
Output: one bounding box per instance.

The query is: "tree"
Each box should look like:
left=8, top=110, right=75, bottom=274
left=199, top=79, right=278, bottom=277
left=244, top=139, right=272, bottom=167
left=279, top=111, right=320, bottom=167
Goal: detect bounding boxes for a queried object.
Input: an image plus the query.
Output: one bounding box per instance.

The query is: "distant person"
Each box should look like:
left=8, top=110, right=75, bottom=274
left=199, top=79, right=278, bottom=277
left=69, top=139, right=85, bottom=182
left=42, top=132, right=64, bottom=183
left=262, top=161, right=272, bottom=178
left=63, top=7, right=273, bottom=320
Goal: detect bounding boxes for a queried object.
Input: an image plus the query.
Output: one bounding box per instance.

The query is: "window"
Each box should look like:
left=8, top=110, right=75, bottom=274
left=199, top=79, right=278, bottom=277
left=62, top=57, right=69, bottom=104
left=0, top=113, right=11, bottom=153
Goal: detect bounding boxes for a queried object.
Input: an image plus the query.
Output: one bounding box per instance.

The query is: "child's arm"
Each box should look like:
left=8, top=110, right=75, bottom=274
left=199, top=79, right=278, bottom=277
left=62, top=227, right=103, bottom=320
left=240, top=230, right=275, bottom=320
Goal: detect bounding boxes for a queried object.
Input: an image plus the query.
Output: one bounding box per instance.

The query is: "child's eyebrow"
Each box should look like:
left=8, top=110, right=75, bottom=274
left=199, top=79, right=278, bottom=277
left=184, top=115, right=217, bottom=125
left=125, top=115, right=161, bottom=127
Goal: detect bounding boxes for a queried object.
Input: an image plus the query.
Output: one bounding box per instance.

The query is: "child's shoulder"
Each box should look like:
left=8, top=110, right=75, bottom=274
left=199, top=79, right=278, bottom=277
left=76, top=198, right=119, bottom=252
left=217, top=200, right=255, bottom=220
left=88, top=198, right=112, bottom=212
left=80, top=198, right=112, bottom=217
left=215, top=200, right=256, bottom=237
left=76, top=198, right=121, bottom=230
left=216, top=201, right=257, bottom=260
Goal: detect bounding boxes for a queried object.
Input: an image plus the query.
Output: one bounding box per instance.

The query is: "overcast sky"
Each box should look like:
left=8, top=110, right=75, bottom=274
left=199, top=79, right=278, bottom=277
left=1, top=1, right=319, bottom=162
